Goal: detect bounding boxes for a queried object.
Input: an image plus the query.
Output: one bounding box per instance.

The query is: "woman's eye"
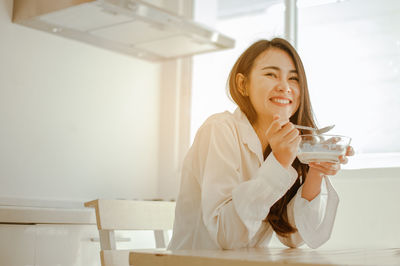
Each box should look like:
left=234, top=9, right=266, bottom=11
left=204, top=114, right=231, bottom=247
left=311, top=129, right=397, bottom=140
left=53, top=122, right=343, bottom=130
left=265, top=73, right=277, bottom=78
left=289, top=76, right=299, bottom=81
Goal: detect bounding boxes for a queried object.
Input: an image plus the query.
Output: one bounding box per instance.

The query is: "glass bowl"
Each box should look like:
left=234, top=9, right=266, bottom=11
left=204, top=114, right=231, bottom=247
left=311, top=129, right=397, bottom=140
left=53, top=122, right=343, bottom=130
left=297, top=134, right=352, bottom=164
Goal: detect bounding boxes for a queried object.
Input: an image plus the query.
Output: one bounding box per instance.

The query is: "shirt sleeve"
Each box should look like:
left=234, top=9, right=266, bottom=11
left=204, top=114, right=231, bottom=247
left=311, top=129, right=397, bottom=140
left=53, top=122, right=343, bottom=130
left=275, top=193, right=305, bottom=248
left=195, top=121, right=298, bottom=249
left=287, top=176, right=339, bottom=249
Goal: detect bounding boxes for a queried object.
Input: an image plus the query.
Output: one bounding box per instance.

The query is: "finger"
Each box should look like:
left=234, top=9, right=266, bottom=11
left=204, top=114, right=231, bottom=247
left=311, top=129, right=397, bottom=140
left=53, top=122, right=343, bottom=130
left=290, top=135, right=301, bottom=146
left=309, top=163, right=339, bottom=176
left=280, top=122, right=298, bottom=137
left=273, top=114, right=291, bottom=126
left=339, top=155, right=348, bottom=164
left=346, top=146, right=355, bottom=156
left=332, top=163, right=341, bottom=171
left=274, top=115, right=292, bottom=129
left=325, top=163, right=340, bottom=174
left=321, top=136, right=340, bottom=145
left=295, top=135, right=302, bottom=145
left=266, top=119, right=283, bottom=135
left=309, top=163, right=330, bottom=174
left=285, top=128, right=300, bottom=143
left=312, top=161, right=336, bottom=166
left=266, top=115, right=283, bottom=133
left=319, top=162, right=341, bottom=170
left=271, top=115, right=281, bottom=129
left=310, top=162, right=340, bottom=171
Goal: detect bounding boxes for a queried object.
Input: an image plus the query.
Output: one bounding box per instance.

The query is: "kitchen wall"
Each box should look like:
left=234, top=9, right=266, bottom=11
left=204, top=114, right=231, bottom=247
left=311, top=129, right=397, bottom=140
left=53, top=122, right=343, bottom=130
left=0, top=0, right=161, bottom=203
left=268, top=167, right=400, bottom=249
left=326, top=168, right=400, bottom=248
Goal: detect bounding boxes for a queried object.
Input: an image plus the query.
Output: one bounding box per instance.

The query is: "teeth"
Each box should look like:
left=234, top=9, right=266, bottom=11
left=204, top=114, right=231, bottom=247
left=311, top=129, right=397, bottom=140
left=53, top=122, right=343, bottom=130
left=271, top=98, right=290, bottom=104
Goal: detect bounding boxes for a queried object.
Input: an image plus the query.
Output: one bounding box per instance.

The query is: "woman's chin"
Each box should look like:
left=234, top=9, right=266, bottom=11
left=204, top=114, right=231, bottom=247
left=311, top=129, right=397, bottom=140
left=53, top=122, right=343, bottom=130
left=272, top=108, right=292, bottom=120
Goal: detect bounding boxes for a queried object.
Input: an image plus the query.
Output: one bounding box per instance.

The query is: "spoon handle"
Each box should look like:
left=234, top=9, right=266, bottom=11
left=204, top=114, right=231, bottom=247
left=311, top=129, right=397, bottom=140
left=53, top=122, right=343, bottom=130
left=317, top=125, right=335, bottom=134
left=294, top=124, right=335, bottom=134
left=294, top=125, right=317, bottom=131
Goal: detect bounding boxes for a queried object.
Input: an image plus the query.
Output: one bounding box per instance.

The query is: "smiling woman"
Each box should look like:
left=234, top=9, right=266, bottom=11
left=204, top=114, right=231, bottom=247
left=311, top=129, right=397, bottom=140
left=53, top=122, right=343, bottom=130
left=167, top=38, right=354, bottom=251
left=182, top=0, right=400, bottom=252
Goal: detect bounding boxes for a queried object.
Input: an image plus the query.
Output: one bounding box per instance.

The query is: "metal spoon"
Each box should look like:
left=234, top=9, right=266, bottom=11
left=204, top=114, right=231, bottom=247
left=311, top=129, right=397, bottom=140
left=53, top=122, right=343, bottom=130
left=294, top=124, right=335, bottom=134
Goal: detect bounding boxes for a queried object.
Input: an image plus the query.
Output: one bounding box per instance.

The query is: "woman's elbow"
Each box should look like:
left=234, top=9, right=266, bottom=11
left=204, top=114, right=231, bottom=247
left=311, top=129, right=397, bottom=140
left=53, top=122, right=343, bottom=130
left=216, top=227, right=249, bottom=250
left=217, top=237, right=248, bottom=250
left=283, top=240, right=304, bottom=248
left=277, top=232, right=304, bottom=248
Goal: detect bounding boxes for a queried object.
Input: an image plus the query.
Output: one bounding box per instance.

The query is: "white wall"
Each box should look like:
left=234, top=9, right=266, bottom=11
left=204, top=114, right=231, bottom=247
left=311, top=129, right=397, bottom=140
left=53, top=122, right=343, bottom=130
left=268, top=167, right=400, bottom=249
left=326, top=168, right=400, bottom=248
left=0, top=0, right=161, bottom=203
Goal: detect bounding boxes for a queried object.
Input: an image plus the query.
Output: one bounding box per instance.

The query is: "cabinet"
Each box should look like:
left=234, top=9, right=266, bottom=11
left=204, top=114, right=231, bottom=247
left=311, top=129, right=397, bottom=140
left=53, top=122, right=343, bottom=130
left=0, top=203, right=102, bottom=266
left=35, top=224, right=100, bottom=266
left=0, top=224, right=101, bottom=266
left=0, top=222, right=161, bottom=265
left=0, top=225, right=36, bottom=266
left=0, top=202, right=163, bottom=265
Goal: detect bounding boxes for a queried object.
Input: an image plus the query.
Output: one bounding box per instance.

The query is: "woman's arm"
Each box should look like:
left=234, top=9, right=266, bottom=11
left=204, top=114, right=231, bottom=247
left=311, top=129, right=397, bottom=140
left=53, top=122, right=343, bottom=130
left=277, top=167, right=338, bottom=248
left=293, top=177, right=339, bottom=248
left=301, top=168, right=324, bottom=201
left=303, top=145, right=355, bottom=200
left=196, top=120, right=298, bottom=249
left=275, top=195, right=305, bottom=248
left=277, top=182, right=327, bottom=248
left=281, top=146, right=354, bottom=248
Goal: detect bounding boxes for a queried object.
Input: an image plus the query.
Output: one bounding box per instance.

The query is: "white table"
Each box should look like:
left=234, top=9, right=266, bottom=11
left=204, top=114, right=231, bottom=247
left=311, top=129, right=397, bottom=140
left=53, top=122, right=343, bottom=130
left=130, top=247, right=400, bottom=266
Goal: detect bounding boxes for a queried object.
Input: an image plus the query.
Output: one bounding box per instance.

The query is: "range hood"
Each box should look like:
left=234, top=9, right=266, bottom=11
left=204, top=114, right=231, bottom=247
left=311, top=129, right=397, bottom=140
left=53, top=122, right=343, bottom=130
left=13, top=0, right=235, bottom=61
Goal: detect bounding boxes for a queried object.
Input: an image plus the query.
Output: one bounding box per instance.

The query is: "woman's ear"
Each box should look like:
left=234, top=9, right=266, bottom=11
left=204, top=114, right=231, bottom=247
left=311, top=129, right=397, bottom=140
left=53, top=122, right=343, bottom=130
left=236, top=73, right=248, bottom=96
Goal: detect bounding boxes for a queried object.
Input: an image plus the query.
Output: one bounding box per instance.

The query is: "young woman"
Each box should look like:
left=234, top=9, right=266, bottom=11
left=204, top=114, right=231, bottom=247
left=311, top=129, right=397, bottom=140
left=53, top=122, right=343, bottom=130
left=168, top=38, right=354, bottom=250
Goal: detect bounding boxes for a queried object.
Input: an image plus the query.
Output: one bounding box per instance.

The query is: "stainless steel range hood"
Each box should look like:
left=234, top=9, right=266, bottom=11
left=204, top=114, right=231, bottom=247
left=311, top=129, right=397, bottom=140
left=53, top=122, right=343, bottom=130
left=13, top=0, right=235, bottom=61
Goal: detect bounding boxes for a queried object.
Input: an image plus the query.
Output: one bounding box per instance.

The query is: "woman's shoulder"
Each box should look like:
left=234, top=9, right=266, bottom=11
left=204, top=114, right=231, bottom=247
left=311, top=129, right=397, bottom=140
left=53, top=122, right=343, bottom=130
left=200, top=110, right=238, bottom=132
left=191, top=110, right=248, bottom=148
left=190, top=110, right=242, bottom=155
left=205, top=110, right=235, bottom=123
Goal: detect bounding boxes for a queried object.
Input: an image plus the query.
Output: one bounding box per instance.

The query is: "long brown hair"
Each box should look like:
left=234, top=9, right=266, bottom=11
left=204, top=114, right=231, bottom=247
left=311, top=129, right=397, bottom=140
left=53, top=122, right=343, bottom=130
left=228, top=38, right=317, bottom=237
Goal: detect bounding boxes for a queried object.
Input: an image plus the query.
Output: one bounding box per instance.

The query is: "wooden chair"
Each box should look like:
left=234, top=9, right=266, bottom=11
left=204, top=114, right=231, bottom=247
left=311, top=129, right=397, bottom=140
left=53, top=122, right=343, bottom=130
left=84, top=199, right=175, bottom=266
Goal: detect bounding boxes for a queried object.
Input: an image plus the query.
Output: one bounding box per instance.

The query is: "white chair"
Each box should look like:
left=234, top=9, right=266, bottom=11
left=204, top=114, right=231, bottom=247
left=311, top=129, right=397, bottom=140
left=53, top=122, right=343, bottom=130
left=84, top=199, right=175, bottom=266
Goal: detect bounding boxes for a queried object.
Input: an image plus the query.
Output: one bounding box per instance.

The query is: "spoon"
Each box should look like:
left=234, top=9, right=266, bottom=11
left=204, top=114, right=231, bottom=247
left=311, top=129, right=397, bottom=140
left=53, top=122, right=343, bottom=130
left=294, top=124, right=335, bottom=134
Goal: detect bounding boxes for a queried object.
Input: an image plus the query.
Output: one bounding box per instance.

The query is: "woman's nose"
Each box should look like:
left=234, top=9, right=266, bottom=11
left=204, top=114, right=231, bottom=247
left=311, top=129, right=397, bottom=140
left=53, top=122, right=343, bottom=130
left=277, top=81, right=291, bottom=93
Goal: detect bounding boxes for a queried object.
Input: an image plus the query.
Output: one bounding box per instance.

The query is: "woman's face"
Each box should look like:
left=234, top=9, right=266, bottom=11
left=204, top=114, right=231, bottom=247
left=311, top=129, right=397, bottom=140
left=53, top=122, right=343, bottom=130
left=246, top=48, right=301, bottom=122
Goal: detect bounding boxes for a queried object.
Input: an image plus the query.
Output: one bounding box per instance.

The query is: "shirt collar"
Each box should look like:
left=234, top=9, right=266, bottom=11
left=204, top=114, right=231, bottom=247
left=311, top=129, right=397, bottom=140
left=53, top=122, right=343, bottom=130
left=233, top=108, right=264, bottom=164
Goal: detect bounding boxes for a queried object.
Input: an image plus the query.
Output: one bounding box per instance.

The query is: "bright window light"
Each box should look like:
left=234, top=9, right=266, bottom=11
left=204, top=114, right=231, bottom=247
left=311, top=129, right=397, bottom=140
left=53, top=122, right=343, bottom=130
left=298, top=0, right=400, bottom=168
left=191, top=0, right=400, bottom=168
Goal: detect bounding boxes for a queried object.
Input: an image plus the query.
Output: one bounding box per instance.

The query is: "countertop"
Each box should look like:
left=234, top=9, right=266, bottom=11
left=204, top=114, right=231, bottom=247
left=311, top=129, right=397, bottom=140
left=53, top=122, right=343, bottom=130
left=0, top=197, right=96, bottom=224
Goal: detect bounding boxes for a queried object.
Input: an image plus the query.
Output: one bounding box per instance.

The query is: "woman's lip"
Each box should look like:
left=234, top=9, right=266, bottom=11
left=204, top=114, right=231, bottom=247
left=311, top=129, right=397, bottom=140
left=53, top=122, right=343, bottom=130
left=269, top=97, right=292, bottom=104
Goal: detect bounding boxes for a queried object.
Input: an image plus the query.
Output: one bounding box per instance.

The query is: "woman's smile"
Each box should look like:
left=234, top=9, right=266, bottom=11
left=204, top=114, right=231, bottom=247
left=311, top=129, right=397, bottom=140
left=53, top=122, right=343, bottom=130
left=269, top=96, right=293, bottom=105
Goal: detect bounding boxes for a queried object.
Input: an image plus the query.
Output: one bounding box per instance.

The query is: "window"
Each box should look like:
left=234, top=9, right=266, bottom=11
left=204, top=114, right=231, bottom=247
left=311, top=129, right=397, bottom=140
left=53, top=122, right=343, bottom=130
left=297, top=0, right=400, bottom=167
left=191, top=0, right=400, bottom=168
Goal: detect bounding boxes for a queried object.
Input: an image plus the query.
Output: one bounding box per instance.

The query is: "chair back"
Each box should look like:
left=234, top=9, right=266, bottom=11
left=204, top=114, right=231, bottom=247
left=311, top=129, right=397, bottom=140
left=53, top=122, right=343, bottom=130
left=85, top=199, right=175, bottom=266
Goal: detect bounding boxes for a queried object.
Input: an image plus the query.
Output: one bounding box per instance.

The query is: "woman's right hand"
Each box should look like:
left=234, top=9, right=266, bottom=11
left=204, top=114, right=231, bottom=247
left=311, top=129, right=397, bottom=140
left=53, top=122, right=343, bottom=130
left=265, top=115, right=301, bottom=169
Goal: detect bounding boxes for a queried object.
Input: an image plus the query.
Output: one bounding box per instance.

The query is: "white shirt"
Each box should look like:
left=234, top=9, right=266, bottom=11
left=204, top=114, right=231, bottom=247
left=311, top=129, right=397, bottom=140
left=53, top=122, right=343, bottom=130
left=168, top=108, right=339, bottom=250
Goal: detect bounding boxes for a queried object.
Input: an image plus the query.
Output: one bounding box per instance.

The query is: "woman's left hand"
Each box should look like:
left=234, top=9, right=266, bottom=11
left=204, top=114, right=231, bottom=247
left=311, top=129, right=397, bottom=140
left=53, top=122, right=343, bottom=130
left=308, top=146, right=355, bottom=176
